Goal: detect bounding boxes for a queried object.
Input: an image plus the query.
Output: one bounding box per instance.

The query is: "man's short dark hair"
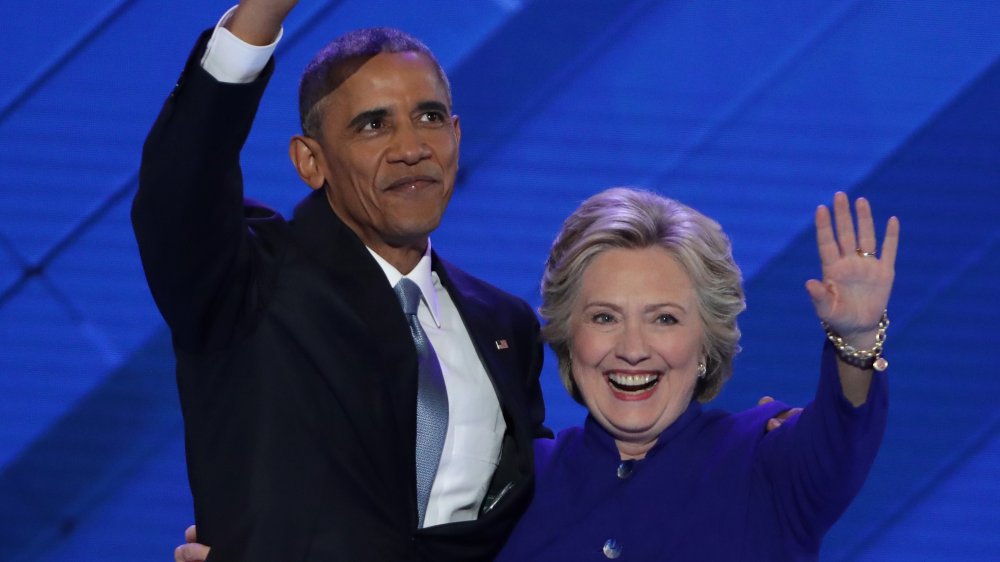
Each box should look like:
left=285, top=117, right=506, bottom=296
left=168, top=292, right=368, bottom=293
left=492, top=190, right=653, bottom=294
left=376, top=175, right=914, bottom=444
left=298, top=27, right=452, bottom=137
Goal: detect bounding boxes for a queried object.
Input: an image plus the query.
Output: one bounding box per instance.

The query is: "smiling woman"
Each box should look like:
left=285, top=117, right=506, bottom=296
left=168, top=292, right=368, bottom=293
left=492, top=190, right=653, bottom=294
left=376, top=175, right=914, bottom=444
left=569, top=246, right=707, bottom=461
left=539, top=189, right=746, bottom=465
left=496, top=187, right=899, bottom=560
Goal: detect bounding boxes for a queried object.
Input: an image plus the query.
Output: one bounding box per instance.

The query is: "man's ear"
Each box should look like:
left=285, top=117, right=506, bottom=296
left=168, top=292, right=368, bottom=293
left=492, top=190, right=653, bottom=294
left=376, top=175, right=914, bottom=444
left=289, top=135, right=326, bottom=191
left=452, top=114, right=461, bottom=145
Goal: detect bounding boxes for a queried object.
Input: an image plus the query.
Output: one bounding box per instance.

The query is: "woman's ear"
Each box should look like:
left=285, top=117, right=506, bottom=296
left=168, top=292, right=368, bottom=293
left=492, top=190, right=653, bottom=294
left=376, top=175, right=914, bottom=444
left=289, top=135, right=326, bottom=190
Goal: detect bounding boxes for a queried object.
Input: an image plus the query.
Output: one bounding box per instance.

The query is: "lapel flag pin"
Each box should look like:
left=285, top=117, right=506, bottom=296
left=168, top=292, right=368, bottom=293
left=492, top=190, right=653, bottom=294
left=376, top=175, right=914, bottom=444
left=495, top=339, right=509, bottom=350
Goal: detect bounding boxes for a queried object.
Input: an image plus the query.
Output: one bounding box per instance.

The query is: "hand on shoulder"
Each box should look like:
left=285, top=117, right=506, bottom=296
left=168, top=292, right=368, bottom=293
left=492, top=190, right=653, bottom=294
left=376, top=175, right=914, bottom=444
left=174, top=525, right=210, bottom=562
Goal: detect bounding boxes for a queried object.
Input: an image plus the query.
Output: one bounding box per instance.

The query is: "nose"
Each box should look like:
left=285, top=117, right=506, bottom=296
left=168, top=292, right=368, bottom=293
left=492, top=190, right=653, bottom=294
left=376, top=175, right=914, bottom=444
left=615, top=322, right=651, bottom=365
left=388, top=123, right=431, bottom=165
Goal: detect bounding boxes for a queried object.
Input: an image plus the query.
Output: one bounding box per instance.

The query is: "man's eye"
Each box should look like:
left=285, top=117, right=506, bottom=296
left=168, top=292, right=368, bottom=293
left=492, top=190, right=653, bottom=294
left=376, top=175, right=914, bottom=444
left=420, top=112, right=445, bottom=124
left=360, top=119, right=384, bottom=131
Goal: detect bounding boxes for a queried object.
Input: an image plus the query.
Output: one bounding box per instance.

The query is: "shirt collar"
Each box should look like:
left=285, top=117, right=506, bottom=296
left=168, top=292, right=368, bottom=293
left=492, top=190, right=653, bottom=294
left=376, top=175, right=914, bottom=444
left=367, top=241, right=442, bottom=328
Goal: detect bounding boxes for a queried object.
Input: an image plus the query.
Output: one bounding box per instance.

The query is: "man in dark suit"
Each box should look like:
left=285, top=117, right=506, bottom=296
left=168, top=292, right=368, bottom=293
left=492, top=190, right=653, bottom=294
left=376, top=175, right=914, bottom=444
left=134, top=1, right=549, bottom=560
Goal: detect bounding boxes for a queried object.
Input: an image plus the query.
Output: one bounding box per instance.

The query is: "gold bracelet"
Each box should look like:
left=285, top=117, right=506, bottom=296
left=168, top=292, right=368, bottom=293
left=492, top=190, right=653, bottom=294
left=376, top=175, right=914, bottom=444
left=821, top=310, right=889, bottom=372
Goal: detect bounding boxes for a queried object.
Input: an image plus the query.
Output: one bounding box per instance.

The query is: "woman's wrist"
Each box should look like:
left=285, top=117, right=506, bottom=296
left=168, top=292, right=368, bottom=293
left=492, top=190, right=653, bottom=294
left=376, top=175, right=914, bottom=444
left=823, top=310, right=889, bottom=372
left=842, top=328, right=879, bottom=350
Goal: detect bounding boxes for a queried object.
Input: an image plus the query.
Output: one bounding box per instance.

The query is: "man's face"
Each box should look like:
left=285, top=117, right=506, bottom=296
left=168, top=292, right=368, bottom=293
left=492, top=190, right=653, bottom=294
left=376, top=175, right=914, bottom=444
left=312, top=51, right=461, bottom=254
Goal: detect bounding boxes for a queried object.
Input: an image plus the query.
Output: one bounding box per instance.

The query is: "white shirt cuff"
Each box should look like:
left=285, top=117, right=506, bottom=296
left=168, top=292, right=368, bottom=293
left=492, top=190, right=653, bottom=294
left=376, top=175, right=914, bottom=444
left=201, top=5, right=282, bottom=84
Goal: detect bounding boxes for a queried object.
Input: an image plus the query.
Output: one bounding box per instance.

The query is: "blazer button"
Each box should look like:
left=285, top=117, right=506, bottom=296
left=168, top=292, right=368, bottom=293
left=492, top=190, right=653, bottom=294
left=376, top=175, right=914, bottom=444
left=617, top=460, right=635, bottom=480
left=603, top=538, right=622, bottom=559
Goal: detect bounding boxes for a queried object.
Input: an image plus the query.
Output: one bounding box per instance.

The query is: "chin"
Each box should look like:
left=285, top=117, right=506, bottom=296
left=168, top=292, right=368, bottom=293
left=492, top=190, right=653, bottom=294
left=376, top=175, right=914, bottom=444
left=605, top=417, right=660, bottom=440
left=387, top=215, right=441, bottom=238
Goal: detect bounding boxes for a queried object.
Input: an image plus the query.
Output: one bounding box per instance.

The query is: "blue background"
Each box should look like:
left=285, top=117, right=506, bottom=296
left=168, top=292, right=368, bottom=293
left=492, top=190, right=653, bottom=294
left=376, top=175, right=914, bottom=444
left=1, top=1, right=999, bottom=560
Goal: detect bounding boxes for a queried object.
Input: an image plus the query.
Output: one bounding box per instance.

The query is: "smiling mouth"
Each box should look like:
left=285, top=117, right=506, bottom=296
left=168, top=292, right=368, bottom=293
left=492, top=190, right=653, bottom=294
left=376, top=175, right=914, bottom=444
left=607, top=373, right=661, bottom=393
left=386, top=176, right=436, bottom=191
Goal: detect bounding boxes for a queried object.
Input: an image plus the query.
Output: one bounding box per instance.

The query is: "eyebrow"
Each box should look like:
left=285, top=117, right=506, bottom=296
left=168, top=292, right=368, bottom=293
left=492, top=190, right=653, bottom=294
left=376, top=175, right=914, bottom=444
left=584, top=301, right=687, bottom=314
left=345, top=100, right=450, bottom=131
left=646, top=302, right=686, bottom=314
left=416, top=100, right=449, bottom=114
left=347, top=108, right=389, bottom=130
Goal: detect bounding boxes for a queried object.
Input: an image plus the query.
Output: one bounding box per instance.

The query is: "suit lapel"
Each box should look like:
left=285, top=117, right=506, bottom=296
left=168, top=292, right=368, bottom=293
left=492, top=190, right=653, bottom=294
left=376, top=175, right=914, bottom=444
left=289, top=190, right=418, bottom=467
left=432, top=255, right=525, bottom=433
left=288, top=194, right=530, bottom=527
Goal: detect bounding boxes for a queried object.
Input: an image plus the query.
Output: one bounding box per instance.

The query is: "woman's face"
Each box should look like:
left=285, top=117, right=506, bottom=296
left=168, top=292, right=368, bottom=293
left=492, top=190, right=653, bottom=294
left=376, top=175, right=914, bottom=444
left=570, top=246, right=704, bottom=459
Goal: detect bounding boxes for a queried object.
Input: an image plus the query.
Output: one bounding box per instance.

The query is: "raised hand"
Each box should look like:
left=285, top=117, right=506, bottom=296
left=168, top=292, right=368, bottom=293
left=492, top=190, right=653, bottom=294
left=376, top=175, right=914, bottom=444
left=227, top=0, right=300, bottom=46
left=805, top=192, right=899, bottom=350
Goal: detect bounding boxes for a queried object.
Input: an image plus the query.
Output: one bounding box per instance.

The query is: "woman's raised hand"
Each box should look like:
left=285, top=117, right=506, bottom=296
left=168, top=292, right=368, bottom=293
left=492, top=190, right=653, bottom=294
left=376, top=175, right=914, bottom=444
left=805, top=192, right=900, bottom=350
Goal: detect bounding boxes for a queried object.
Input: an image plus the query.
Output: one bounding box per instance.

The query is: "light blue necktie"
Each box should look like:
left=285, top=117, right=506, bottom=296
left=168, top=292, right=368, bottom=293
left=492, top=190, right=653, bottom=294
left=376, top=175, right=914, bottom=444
left=394, top=278, right=449, bottom=527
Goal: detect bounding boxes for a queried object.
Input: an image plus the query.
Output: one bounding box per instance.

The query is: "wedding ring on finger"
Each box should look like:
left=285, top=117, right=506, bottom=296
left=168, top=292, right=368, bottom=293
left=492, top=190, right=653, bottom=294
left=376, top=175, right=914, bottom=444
left=855, top=248, right=877, bottom=258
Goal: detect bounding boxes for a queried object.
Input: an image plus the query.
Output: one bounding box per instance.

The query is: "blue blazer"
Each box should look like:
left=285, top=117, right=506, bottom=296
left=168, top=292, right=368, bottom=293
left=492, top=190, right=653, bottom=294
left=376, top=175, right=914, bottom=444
left=497, top=343, right=888, bottom=561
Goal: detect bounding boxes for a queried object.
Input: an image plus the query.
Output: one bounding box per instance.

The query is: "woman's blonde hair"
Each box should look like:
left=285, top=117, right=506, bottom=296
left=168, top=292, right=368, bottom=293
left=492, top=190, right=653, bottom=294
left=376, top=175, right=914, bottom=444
left=539, top=187, right=745, bottom=403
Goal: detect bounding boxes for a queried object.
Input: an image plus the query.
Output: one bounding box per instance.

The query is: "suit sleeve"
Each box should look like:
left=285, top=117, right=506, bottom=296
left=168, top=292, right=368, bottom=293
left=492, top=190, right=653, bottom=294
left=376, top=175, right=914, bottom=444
left=756, top=341, right=889, bottom=547
left=522, top=304, right=553, bottom=440
left=132, top=30, right=276, bottom=352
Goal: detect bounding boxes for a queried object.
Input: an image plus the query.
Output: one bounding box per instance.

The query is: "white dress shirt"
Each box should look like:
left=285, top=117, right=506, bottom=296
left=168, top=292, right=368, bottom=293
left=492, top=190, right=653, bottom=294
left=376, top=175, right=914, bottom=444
left=201, top=7, right=278, bottom=83
left=199, top=10, right=506, bottom=527
left=369, top=246, right=506, bottom=528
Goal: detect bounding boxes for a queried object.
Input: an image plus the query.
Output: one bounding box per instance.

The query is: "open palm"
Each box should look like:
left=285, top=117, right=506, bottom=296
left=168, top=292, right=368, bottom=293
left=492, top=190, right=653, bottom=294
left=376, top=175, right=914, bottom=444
left=805, top=192, right=900, bottom=347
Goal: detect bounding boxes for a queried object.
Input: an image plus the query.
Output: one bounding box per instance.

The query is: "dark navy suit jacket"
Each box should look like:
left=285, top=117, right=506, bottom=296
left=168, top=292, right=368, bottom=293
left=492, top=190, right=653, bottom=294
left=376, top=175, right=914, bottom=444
left=133, top=31, right=549, bottom=561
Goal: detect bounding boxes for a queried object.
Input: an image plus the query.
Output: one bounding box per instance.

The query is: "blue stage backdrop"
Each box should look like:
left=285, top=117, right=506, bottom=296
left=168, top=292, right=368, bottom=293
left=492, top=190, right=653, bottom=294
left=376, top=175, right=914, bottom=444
left=1, top=1, right=999, bottom=560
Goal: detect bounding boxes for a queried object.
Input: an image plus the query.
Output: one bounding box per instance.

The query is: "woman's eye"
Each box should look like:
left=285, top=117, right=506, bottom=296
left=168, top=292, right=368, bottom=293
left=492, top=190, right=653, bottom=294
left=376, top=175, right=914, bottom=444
left=656, top=314, right=677, bottom=325
left=592, top=312, right=614, bottom=324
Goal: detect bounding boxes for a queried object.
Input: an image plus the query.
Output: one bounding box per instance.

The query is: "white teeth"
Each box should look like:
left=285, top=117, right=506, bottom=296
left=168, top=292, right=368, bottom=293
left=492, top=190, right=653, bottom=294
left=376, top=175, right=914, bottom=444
left=608, top=373, right=658, bottom=388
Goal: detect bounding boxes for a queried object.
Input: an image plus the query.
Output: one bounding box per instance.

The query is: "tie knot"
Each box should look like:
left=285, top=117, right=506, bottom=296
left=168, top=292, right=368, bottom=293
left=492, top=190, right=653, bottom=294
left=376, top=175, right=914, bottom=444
left=394, top=278, right=423, bottom=316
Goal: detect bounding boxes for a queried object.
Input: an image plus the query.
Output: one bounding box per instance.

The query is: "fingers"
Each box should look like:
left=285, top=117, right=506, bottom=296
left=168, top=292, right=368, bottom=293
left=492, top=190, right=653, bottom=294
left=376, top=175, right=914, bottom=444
left=805, top=278, right=833, bottom=319
left=880, top=215, right=900, bottom=270
left=854, top=197, right=876, bottom=254
left=814, top=204, right=839, bottom=268
left=175, top=543, right=210, bottom=562
left=830, top=193, right=892, bottom=259
left=781, top=407, right=804, bottom=420
left=184, top=525, right=198, bottom=544
left=832, top=191, right=857, bottom=256
left=816, top=192, right=896, bottom=268
left=766, top=407, right=804, bottom=432
left=759, top=398, right=804, bottom=433
left=175, top=525, right=207, bottom=562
